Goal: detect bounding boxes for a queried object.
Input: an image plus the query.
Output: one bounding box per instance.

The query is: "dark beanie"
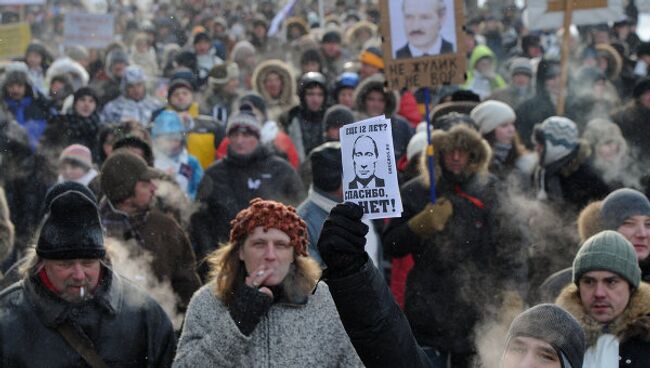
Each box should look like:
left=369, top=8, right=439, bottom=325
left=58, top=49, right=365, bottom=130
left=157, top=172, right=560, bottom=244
left=601, top=188, right=650, bottom=230
left=73, top=86, right=99, bottom=105
left=633, top=77, right=650, bottom=99
left=193, top=32, right=211, bottom=45
left=239, top=93, right=267, bottom=116
left=167, top=78, right=194, bottom=100
left=101, top=151, right=160, bottom=204
left=323, top=104, right=354, bottom=129
left=638, top=42, right=650, bottom=57
left=37, top=182, right=105, bottom=260
left=310, top=142, right=342, bottom=192
left=322, top=30, right=341, bottom=44
left=504, top=304, right=585, bottom=368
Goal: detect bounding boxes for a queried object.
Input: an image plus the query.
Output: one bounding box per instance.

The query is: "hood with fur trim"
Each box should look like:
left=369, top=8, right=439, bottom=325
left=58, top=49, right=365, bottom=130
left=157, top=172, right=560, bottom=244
left=45, top=57, right=89, bottom=91
left=418, top=124, right=492, bottom=187
left=556, top=283, right=650, bottom=347
left=577, top=200, right=603, bottom=242
left=252, top=59, right=298, bottom=109
left=353, top=74, right=399, bottom=117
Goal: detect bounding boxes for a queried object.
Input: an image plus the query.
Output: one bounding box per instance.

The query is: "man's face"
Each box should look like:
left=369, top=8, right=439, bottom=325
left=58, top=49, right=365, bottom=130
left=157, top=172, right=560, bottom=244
left=74, top=95, right=97, bottom=118
left=443, top=149, right=470, bottom=175
left=229, top=129, right=259, bottom=156
left=322, top=42, right=340, bottom=59
left=7, top=83, right=26, bottom=100
left=360, top=63, right=380, bottom=80
left=337, top=88, right=355, bottom=108
left=512, top=73, right=531, bottom=88
left=502, top=336, right=561, bottom=368
left=26, top=51, right=43, bottom=69
left=545, top=75, right=561, bottom=96
left=640, top=90, right=650, bottom=110
left=365, top=90, right=386, bottom=116
left=194, top=40, right=211, bottom=55
left=326, top=126, right=341, bottom=140
left=304, top=86, right=325, bottom=112
left=302, top=61, right=320, bottom=73
left=126, top=83, right=146, bottom=101
left=579, top=270, right=631, bottom=323
left=239, top=227, right=294, bottom=286
left=254, top=24, right=267, bottom=39
left=263, top=72, right=283, bottom=99
left=403, top=0, right=444, bottom=51
left=617, top=215, right=650, bottom=261
left=170, top=87, right=193, bottom=111
left=43, top=259, right=101, bottom=303
left=353, top=137, right=378, bottom=179
left=131, top=179, right=157, bottom=211
left=112, top=62, right=127, bottom=78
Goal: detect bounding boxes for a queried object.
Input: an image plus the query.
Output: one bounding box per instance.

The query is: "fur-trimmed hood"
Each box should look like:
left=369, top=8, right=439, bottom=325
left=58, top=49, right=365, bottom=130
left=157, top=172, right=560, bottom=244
left=577, top=200, right=603, bottom=242
left=556, top=282, right=650, bottom=347
left=419, top=124, right=492, bottom=187
left=252, top=59, right=298, bottom=108
left=353, top=74, right=399, bottom=117
left=45, top=57, right=89, bottom=91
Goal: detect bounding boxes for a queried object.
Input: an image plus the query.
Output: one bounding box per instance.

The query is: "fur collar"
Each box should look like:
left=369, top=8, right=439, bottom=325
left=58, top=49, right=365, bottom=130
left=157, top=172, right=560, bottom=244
left=556, top=282, right=650, bottom=347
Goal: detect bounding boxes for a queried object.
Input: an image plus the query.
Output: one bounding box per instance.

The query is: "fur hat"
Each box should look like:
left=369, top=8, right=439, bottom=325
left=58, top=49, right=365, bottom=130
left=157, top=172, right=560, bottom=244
left=573, top=230, right=641, bottom=288
left=229, top=198, right=308, bottom=256
left=601, top=188, right=650, bottom=230
left=470, top=100, right=516, bottom=135
left=37, top=182, right=104, bottom=260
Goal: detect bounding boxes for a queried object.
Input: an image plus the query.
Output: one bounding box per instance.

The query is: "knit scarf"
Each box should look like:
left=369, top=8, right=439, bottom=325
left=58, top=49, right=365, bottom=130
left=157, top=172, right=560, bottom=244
left=492, top=143, right=512, bottom=164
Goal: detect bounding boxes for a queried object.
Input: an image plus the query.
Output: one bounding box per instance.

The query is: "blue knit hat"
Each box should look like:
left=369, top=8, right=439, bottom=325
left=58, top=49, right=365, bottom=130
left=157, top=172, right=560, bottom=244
left=534, top=116, right=579, bottom=166
left=601, top=188, right=650, bottom=230
left=151, top=111, right=185, bottom=138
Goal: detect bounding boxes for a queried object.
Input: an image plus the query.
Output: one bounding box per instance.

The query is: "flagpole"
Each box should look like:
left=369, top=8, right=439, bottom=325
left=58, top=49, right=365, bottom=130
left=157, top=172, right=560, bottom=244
left=424, top=87, right=437, bottom=204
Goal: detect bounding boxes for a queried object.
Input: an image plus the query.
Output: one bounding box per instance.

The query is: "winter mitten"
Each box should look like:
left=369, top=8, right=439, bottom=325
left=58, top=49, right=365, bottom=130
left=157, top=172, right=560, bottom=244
left=228, top=284, right=273, bottom=336
left=317, top=203, right=369, bottom=277
left=407, top=198, right=453, bottom=239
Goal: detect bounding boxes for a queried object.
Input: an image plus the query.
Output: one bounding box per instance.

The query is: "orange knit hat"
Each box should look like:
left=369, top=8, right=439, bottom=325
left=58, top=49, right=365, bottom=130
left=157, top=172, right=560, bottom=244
left=229, top=198, right=308, bottom=256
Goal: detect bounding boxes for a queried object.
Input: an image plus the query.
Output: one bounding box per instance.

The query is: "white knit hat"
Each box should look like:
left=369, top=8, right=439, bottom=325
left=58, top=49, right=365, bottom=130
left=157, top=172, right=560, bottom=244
left=470, top=100, right=516, bottom=135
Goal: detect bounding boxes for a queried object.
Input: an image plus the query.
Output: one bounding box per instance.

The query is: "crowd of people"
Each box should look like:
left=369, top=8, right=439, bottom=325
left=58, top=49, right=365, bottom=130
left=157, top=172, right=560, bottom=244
left=0, top=0, right=650, bottom=367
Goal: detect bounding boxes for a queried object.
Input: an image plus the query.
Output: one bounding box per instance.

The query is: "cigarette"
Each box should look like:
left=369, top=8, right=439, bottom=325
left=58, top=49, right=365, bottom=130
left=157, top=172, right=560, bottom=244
left=80, top=287, right=85, bottom=299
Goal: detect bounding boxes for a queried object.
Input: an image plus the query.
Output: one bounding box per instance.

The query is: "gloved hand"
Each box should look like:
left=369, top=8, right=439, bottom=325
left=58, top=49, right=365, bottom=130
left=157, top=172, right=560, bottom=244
left=407, top=198, right=453, bottom=239
left=317, top=202, right=369, bottom=277
left=228, top=283, right=273, bottom=336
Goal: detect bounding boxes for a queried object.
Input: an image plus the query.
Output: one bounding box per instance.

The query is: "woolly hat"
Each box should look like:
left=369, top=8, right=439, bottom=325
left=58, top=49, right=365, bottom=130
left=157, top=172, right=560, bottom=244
left=151, top=110, right=185, bottom=138
left=105, top=48, right=129, bottom=69
left=509, top=57, right=533, bottom=77
left=37, top=182, right=104, bottom=260
left=504, top=304, right=585, bottom=368
left=359, top=47, right=384, bottom=70
left=230, top=198, right=308, bottom=256
left=533, top=116, right=579, bottom=166
left=239, top=93, right=267, bottom=116
left=73, top=86, right=99, bottom=105
left=300, top=48, right=322, bottom=66
left=470, top=100, right=516, bottom=135
left=101, top=151, right=160, bottom=204
left=633, top=77, right=650, bottom=99
left=3, top=63, right=29, bottom=87
left=122, top=65, right=146, bottom=86
left=226, top=106, right=261, bottom=137
left=310, top=142, right=342, bottom=192
left=167, top=78, right=194, bottom=100
left=208, top=62, right=240, bottom=86
left=573, top=230, right=641, bottom=288
left=407, top=131, right=428, bottom=161
left=322, top=30, right=341, bottom=44
left=323, top=104, right=354, bottom=129
left=59, top=144, right=93, bottom=169
left=600, top=188, right=650, bottom=230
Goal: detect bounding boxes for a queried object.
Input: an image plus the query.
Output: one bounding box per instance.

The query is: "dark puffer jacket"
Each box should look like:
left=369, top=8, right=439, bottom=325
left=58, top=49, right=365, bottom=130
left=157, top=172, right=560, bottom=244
left=383, top=125, right=526, bottom=358
left=190, top=145, right=304, bottom=273
left=40, top=111, right=101, bottom=160
left=0, top=265, right=176, bottom=367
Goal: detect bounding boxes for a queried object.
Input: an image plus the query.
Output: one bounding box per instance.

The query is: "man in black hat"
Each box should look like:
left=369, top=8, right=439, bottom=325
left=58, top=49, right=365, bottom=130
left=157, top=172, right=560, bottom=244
left=0, top=182, right=176, bottom=367
left=612, top=76, right=650, bottom=163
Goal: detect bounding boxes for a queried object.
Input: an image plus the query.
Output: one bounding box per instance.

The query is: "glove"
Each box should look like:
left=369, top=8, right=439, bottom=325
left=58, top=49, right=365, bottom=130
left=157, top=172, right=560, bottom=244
left=228, top=284, right=273, bottom=336
left=317, top=202, right=369, bottom=277
left=407, top=198, right=453, bottom=239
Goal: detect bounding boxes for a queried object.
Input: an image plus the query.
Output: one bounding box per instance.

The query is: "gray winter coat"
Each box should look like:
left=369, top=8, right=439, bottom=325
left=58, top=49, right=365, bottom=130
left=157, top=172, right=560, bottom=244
left=173, top=282, right=364, bottom=367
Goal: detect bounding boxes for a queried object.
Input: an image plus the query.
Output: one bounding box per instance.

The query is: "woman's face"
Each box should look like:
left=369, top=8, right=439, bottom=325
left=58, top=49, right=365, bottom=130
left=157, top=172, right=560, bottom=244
left=263, top=72, right=283, bottom=99
left=74, top=95, right=97, bottom=118
left=596, top=140, right=620, bottom=161
left=494, top=121, right=516, bottom=145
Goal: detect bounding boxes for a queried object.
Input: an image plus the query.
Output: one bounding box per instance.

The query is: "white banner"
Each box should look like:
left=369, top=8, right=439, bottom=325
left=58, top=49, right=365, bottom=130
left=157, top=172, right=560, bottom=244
left=63, top=12, right=114, bottom=48
left=525, top=0, right=624, bottom=30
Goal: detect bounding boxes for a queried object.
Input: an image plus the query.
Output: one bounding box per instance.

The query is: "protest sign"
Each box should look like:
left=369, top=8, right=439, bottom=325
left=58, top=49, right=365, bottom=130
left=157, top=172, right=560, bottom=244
left=526, top=0, right=623, bottom=30
left=0, top=0, right=44, bottom=4
left=0, top=22, right=31, bottom=60
left=379, top=0, right=466, bottom=90
left=340, top=115, right=403, bottom=220
left=63, top=12, right=114, bottom=48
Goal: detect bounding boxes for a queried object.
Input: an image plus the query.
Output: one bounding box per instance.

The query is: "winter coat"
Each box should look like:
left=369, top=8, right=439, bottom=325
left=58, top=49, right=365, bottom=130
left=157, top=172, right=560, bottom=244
left=252, top=60, right=299, bottom=122
left=100, top=202, right=201, bottom=310
left=556, top=282, right=650, bottom=368
left=611, top=101, right=650, bottom=164
left=0, top=187, right=13, bottom=277
left=90, top=77, right=121, bottom=107
left=173, top=282, right=363, bottom=368
left=190, top=145, right=304, bottom=271
left=153, top=148, right=203, bottom=200
left=0, top=265, right=176, bottom=367
left=40, top=112, right=101, bottom=160
left=281, top=105, right=325, bottom=163
left=514, top=92, right=556, bottom=149
left=324, top=260, right=432, bottom=368
left=463, top=45, right=506, bottom=100
left=100, top=95, right=163, bottom=125
left=216, top=123, right=300, bottom=169
left=383, top=125, right=526, bottom=356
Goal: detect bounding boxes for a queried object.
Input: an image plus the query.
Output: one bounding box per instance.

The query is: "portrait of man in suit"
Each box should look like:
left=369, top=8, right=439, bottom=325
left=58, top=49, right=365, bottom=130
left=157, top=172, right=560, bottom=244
left=349, top=135, right=385, bottom=189
left=394, top=0, right=455, bottom=58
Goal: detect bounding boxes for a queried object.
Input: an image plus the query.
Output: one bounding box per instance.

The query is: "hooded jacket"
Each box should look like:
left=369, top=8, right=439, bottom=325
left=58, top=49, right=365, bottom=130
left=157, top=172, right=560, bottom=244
left=383, top=125, right=526, bottom=356
left=252, top=59, right=299, bottom=122
left=556, top=283, right=650, bottom=368
left=0, top=264, right=176, bottom=367
left=463, top=45, right=506, bottom=100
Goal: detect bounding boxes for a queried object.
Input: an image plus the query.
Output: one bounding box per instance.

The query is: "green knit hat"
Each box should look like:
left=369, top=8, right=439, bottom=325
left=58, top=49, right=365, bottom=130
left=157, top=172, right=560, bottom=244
left=573, top=230, right=641, bottom=288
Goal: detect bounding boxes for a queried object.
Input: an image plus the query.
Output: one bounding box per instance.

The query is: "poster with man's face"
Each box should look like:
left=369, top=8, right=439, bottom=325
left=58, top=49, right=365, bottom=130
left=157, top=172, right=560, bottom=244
left=390, top=0, right=457, bottom=59
left=340, top=115, right=403, bottom=220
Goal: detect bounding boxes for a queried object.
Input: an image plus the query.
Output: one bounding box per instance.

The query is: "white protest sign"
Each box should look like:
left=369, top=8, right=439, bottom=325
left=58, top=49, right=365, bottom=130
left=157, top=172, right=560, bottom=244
left=63, top=12, right=114, bottom=48
left=340, top=115, right=403, bottom=220
left=525, top=0, right=623, bottom=30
